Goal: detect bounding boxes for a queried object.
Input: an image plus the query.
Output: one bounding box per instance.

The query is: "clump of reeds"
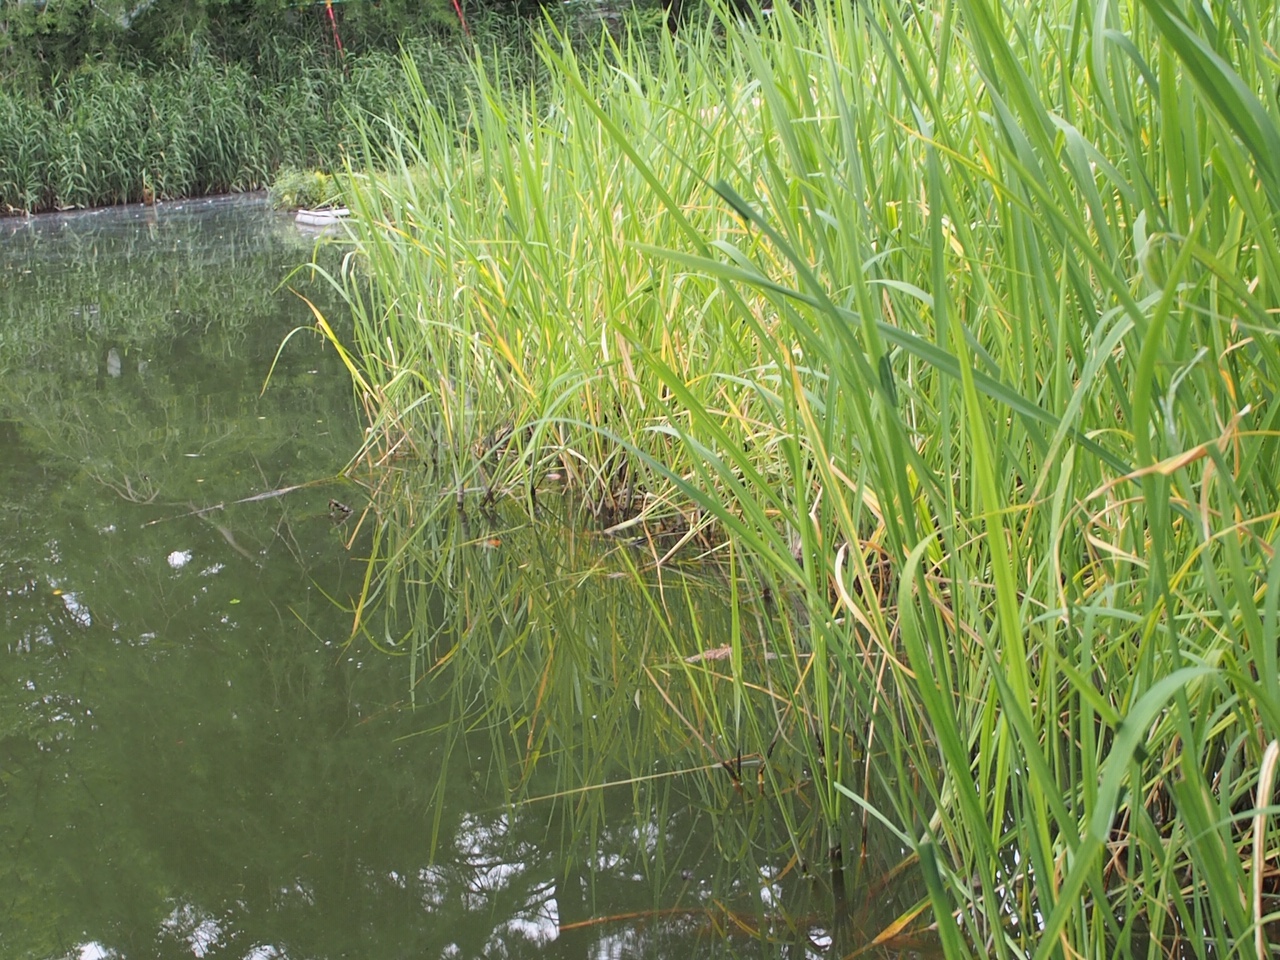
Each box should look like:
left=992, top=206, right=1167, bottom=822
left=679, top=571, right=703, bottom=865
left=333, top=0, right=1280, bottom=954
left=0, top=28, right=533, bottom=215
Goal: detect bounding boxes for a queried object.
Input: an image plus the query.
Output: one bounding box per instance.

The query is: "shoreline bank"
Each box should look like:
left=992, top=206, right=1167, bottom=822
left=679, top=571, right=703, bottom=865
left=0, top=189, right=271, bottom=222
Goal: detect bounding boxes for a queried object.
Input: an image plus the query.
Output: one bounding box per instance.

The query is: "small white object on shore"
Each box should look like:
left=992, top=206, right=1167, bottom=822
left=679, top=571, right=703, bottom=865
left=295, top=207, right=350, bottom=227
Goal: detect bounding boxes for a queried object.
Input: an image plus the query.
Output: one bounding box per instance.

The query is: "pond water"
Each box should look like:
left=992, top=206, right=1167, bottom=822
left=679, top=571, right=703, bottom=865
left=0, top=197, right=924, bottom=959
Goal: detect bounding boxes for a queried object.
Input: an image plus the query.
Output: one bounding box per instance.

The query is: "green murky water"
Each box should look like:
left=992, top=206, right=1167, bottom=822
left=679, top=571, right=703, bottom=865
left=0, top=198, right=921, bottom=959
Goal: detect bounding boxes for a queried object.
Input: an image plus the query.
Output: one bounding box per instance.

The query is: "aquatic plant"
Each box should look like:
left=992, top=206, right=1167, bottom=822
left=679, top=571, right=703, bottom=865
left=0, top=26, right=535, bottom=215
left=331, top=0, right=1280, bottom=954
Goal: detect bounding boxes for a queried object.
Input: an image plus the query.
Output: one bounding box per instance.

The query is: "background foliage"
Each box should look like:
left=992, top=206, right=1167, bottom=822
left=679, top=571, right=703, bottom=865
left=0, top=17, right=539, bottom=212
left=0, top=0, right=548, bottom=213
left=0, top=0, right=468, bottom=82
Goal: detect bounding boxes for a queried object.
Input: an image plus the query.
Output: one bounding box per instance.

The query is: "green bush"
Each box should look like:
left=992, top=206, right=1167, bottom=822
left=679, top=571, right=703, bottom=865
left=0, top=0, right=477, bottom=82
left=269, top=165, right=341, bottom=210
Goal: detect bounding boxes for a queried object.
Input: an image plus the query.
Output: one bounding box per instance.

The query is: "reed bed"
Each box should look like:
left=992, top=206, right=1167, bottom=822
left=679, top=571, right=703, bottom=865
left=0, top=33, right=521, bottom=214
left=331, top=0, right=1280, bottom=954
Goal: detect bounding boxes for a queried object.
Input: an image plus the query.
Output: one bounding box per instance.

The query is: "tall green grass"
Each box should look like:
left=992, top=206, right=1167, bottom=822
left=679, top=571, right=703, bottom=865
left=332, top=0, right=1280, bottom=954
left=0, top=28, right=530, bottom=214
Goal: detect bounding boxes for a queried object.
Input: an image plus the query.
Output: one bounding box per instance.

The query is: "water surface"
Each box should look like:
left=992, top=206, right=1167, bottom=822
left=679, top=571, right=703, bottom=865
left=0, top=197, right=922, bottom=959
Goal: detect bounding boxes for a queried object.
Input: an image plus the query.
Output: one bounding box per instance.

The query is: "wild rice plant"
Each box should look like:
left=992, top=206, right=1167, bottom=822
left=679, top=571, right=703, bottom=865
left=332, top=0, right=1280, bottom=954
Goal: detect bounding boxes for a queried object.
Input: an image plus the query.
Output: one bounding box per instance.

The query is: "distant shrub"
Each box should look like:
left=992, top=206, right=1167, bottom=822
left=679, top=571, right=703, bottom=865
left=269, top=166, right=341, bottom=211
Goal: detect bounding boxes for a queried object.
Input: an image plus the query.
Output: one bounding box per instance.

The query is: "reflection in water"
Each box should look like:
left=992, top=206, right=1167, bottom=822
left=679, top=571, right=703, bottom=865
left=0, top=198, right=927, bottom=958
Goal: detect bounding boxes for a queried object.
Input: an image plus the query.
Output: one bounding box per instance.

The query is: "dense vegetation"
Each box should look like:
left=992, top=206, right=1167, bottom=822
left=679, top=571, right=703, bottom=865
left=0, top=0, right=472, bottom=80
left=0, top=0, right=538, bottom=212
left=327, top=0, right=1280, bottom=955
